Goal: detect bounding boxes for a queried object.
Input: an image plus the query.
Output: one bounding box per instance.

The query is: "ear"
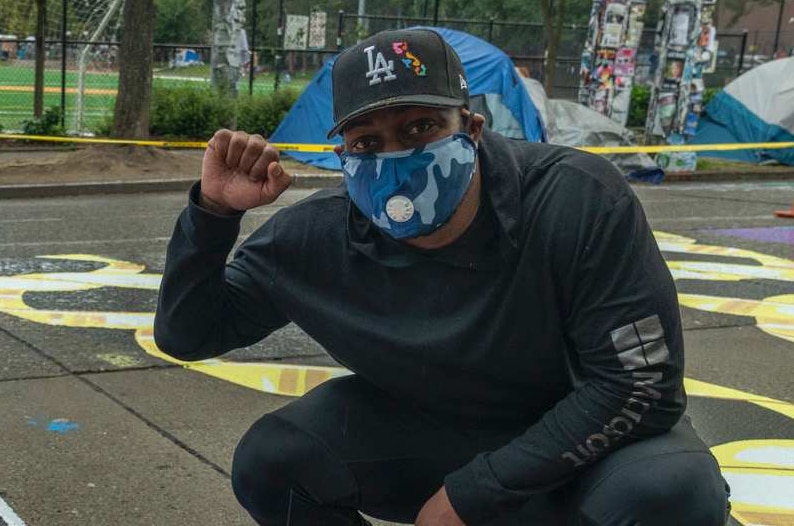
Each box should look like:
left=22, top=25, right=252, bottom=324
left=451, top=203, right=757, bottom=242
left=333, top=144, right=345, bottom=156
left=463, top=109, right=486, bottom=142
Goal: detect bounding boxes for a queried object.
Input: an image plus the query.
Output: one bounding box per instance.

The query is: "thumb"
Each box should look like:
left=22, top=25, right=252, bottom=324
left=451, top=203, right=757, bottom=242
left=263, top=161, right=293, bottom=199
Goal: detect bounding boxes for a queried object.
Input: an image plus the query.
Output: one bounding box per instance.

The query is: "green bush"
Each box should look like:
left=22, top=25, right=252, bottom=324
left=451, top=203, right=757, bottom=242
left=628, top=85, right=650, bottom=128
left=236, top=89, right=300, bottom=138
left=22, top=106, right=65, bottom=136
left=626, top=86, right=721, bottom=128
left=150, top=85, right=236, bottom=139
left=702, top=87, right=719, bottom=107
left=148, top=86, right=299, bottom=140
left=92, top=114, right=114, bottom=137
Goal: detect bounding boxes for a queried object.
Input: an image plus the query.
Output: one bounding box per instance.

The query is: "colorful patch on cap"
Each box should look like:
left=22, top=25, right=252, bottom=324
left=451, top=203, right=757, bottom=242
left=392, top=41, right=427, bottom=77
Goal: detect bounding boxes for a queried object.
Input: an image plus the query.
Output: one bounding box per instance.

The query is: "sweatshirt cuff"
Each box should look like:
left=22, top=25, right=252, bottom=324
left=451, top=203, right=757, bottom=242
left=184, top=181, right=245, bottom=249
left=444, top=454, right=503, bottom=525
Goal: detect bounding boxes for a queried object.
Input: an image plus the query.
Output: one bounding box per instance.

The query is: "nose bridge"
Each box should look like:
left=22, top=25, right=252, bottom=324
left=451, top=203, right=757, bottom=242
left=380, top=128, right=410, bottom=153
left=382, top=141, right=408, bottom=153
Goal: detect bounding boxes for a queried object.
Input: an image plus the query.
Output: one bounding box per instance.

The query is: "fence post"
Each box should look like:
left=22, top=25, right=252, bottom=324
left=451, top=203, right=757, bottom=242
left=773, top=0, right=785, bottom=55
left=737, top=30, right=748, bottom=76
left=337, top=10, right=345, bottom=49
left=249, top=0, right=257, bottom=96
left=60, top=0, right=67, bottom=128
left=274, top=0, right=284, bottom=91
left=488, top=17, right=494, bottom=42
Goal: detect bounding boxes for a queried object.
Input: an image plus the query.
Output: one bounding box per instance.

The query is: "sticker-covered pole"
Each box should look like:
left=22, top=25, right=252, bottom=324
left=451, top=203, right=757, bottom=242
left=578, top=0, right=649, bottom=127
left=645, top=0, right=720, bottom=172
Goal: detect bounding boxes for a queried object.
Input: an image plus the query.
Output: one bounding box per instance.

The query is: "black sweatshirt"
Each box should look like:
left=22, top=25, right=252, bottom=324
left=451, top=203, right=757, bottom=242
left=154, top=129, right=686, bottom=524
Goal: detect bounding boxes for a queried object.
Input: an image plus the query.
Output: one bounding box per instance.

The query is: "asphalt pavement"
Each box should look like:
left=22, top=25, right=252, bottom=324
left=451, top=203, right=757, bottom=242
left=0, top=179, right=793, bottom=526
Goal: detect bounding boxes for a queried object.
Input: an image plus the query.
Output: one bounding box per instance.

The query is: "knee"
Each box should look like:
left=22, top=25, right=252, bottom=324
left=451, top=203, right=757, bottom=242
left=579, top=451, right=729, bottom=526
left=231, top=414, right=302, bottom=520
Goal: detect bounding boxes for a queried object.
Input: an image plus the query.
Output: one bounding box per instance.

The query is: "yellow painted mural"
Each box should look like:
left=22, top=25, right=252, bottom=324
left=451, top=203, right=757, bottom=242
left=0, top=254, right=350, bottom=397
left=711, top=440, right=794, bottom=526
left=657, top=231, right=794, bottom=345
left=0, top=231, right=792, bottom=524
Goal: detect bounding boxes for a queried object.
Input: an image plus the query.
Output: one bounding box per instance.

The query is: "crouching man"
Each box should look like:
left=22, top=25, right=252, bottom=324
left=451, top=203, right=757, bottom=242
left=155, top=28, right=730, bottom=525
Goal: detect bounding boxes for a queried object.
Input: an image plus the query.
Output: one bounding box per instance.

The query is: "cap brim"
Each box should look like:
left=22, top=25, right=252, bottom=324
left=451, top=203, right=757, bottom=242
left=326, top=94, right=465, bottom=139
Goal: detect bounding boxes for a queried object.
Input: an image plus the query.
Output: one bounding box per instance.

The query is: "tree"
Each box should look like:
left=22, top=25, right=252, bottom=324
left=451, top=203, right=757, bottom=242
left=154, top=0, right=212, bottom=44
left=112, top=0, right=155, bottom=137
left=0, top=1, right=32, bottom=34
left=720, top=0, right=779, bottom=26
left=539, top=0, right=568, bottom=96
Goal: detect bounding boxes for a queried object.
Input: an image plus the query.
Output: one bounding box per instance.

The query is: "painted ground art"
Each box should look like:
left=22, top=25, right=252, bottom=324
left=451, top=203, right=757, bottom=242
left=0, top=231, right=792, bottom=525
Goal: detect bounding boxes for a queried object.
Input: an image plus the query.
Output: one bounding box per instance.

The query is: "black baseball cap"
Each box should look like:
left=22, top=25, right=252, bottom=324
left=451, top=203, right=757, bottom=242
left=328, top=28, right=469, bottom=138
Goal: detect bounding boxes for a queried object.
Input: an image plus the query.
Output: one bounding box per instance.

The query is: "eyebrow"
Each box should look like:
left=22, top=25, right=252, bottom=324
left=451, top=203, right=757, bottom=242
left=345, top=107, right=442, bottom=134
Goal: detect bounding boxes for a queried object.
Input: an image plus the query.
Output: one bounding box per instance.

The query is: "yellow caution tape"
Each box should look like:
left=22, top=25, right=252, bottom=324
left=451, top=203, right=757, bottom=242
left=584, top=142, right=794, bottom=154
left=0, top=133, right=792, bottom=155
left=0, top=133, right=207, bottom=149
left=0, top=133, right=337, bottom=152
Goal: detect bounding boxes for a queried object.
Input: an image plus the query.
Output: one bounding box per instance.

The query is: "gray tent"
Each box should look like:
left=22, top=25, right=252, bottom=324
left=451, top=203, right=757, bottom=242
left=521, top=77, right=664, bottom=183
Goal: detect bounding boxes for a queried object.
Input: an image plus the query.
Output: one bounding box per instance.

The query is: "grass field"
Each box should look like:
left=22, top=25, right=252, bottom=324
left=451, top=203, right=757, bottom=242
left=0, top=61, right=312, bottom=133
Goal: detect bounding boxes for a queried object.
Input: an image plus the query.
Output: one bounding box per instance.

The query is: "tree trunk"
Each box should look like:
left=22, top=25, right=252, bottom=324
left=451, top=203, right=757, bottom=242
left=540, top=0, right=567, bottom=97
left=34, top=0, right=47, bottom=118
left=111, top=0, right=155, bottom=138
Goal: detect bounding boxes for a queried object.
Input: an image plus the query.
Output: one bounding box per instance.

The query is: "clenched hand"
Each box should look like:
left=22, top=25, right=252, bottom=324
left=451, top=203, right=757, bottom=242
left=199, top=129, right=292, bottom=214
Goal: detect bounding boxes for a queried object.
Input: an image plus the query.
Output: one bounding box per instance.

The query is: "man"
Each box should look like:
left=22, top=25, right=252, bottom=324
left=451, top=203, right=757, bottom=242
left=155, top=28, right=729, bottom=525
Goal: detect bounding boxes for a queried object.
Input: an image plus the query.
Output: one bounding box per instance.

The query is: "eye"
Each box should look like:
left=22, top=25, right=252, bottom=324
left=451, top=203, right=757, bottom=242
left=406, top=119, right=437, bottom=136
left=349, top=136, right=380, bottom=153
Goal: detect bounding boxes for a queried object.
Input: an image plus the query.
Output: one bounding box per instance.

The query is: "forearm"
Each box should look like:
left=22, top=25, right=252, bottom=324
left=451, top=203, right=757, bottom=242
left=154, top=186, right=244, bottom=360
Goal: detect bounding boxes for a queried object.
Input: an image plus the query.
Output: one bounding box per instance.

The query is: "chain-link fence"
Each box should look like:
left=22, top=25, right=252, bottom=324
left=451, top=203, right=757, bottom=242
left=0, top=0, right=776, bottom=136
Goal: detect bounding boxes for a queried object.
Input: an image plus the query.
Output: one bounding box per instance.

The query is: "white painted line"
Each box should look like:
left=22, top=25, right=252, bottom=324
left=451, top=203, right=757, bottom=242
left=640, top=182, right=794, bottom=191
left=651, top=214, right=777, bottom=222
left=0, top=236, right=173, bottom=248
left=0, top=217, right=63, bottom=224
left=0, top=495, right=27, bottom=526
left=0, top=234, right=252, bottom=248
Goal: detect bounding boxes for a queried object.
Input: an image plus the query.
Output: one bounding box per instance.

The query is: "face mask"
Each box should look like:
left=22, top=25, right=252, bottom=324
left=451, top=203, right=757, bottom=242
left=341, top=133, right=477, bottom=240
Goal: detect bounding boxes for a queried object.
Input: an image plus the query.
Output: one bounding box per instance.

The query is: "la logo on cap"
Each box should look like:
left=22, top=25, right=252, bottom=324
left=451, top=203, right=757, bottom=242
left=364, top=46, right=396, bottom=85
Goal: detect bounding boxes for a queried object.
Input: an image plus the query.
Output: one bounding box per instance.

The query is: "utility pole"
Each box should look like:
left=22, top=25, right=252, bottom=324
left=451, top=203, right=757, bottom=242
left=211, top=0, right=246, bottom=99
left=773, top=0, right=786, bottom=54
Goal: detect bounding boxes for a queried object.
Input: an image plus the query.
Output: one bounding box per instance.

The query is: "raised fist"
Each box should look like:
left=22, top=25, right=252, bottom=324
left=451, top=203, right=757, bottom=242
left=199, top=129, right=292, bottom=214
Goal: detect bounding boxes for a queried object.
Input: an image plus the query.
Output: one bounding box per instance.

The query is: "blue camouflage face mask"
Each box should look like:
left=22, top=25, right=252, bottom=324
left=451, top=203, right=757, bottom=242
left=341, top=133, right=478, bottom=240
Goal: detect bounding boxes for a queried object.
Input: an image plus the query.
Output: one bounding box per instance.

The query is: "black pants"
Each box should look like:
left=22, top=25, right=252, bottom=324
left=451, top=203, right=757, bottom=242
left=232, top=376, right=729, bottom=525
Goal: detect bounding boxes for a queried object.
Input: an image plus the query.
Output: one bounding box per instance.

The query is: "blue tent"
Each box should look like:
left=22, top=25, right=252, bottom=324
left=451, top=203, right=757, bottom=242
left=270, top=27, right=545, bottom=170
left=690, top=57, right=794, bottom=166
left=172, top=48, right=203, bottom=68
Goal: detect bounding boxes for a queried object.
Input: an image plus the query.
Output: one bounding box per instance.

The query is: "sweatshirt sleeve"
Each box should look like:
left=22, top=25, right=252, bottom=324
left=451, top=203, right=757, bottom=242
left=444, top=178, right=686, bottom=523
left=154, top=183, right=289, bottom=361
